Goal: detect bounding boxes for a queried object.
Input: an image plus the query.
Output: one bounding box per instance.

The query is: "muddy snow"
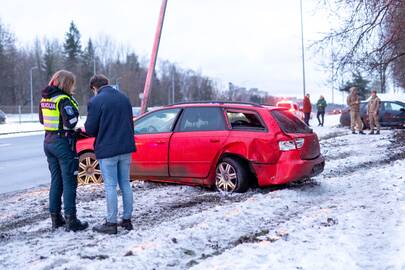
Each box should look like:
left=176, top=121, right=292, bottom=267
left=0, top=121, right=404, bottom=270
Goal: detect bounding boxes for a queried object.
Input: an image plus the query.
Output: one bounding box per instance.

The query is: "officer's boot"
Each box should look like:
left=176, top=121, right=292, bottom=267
left=65, top=214, right=88, bottom=232
left=50, top=213, right=65, bottom=229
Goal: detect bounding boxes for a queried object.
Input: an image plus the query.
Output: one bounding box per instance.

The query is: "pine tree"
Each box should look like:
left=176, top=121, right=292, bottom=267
left=43, top=40, right=63, bottom=78
left=82, top=38, right=95, bottom=75
left=63, top=21, right=82, bottom=69
left=339, top=72, right=370, bottom=100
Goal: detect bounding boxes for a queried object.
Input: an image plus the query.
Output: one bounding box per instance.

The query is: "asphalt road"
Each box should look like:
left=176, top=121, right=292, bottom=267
left=0, top=134, right=49, bottom=194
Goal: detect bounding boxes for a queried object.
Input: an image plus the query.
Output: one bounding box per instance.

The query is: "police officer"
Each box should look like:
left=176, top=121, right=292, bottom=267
left=39, top=70, right=88, bottom=232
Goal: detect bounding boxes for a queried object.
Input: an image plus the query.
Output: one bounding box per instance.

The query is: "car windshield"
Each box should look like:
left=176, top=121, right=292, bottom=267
left=271, top=109, right=312, bottom=134
left=134, top=108, right=180, bottom=134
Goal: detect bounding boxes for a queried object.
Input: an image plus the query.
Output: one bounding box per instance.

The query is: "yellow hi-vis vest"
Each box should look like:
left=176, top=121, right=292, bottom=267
left=40, top=94, right=79, bottom=131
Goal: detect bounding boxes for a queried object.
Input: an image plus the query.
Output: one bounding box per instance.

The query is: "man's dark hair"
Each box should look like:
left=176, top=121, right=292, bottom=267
left=89, top=74, right=109, bottom=89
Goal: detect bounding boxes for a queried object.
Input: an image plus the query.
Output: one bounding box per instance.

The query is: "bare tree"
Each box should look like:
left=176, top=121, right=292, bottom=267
left=316, top=0, right=405, bottom=92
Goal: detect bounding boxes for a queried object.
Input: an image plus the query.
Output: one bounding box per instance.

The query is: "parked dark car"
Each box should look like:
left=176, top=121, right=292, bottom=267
left=340, top=101, right=405, bottom=128
left=0, top=109, right=6, bottom=124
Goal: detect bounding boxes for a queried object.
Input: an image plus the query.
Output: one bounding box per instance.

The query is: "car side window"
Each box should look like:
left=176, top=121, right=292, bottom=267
left=178, top=107, right=225, bottom=132
left=380, top=102, right=386, bottom=111
left=134, top=108, right=181, bottom=134
left=226, top=111, right=265, bottom=130
left=388, top=102, right=404, bottom=112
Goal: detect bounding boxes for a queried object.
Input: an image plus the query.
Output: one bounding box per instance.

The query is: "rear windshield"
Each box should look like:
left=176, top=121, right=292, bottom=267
left=277, top=103, right=291, bottom=109
left=271, top=109, right=312, bottom=134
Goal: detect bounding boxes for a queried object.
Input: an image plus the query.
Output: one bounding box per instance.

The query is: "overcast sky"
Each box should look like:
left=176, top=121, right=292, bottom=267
left=0, top=0, right=346, bottom=103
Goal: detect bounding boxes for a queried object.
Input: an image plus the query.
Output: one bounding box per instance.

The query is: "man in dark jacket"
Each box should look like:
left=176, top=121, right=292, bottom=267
left=85, top=74, right=136, bottom=234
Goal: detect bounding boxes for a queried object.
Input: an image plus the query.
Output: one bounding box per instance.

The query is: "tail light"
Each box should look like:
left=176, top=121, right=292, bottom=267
left=278, top=138, right=304, bottom=151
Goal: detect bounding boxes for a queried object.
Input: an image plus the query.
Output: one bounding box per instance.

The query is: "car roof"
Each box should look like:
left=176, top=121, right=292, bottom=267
left=166, top=101, right=281, bottom=111
left=276, top=100, right=297, bottom=105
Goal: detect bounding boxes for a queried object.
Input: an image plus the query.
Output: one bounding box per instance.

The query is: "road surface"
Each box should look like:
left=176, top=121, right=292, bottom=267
left=0, top=134, right=49, bottom=194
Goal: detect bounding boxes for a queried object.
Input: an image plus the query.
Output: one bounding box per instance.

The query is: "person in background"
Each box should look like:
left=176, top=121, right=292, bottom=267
left=85, top=74, right=136, bottom=235
left=346, top=87, right=365, bottom=134
left=316, top=95, right=327, bottom=126
left=39, top=70, right=88, bottom=232
left=367, top=89, right=381, bottom=135
left=303, top=93, right=312, bottom=126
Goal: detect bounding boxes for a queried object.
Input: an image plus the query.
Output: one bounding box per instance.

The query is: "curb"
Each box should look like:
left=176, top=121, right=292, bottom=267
left=0, top=130, right=43, bottom=136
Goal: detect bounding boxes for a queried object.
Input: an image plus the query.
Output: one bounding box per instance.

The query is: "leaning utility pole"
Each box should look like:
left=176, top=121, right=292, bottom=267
left=140, top=0, right=168, bottom=114
left=299, top=0, right=306, bottom=97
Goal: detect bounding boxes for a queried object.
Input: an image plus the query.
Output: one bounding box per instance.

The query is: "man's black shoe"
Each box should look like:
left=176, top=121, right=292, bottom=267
left=359, top=131, right=365, bottom=135
left=65, top=214, right=88, bottom=232
left=93, top=221, right=118, bottom=234
left=352, top=131, right=356, bottom=134
left=50, top=213, right=65, bottom=229
left=119, top=219, right=133, bottom=231
left=376, top=130, right=380, bottom=134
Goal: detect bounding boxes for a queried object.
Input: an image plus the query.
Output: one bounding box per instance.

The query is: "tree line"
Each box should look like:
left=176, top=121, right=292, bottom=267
left=0, top=20, right=273, bottom=113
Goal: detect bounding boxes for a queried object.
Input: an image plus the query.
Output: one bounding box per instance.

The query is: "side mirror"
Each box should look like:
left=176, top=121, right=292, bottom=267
left=400, top=108, right=405, bottom=112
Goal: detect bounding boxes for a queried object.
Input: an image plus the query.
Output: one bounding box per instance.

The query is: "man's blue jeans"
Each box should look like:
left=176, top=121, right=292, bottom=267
left=99, top=153, right=133, bottom=223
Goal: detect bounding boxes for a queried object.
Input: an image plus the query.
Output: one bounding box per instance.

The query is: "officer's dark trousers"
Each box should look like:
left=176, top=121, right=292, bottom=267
left=44, top=137, right=78, bottom=216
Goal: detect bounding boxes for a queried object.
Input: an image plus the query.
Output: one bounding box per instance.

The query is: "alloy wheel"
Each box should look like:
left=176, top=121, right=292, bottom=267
left=78, top=152, right=103, bottom=185
left=215, top=161, right=238, bottom=193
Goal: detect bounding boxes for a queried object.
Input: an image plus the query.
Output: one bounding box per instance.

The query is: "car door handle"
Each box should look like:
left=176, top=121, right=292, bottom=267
left=156, top=140, right=166, bottom=144
left=210, top=139, right=220, bottom=143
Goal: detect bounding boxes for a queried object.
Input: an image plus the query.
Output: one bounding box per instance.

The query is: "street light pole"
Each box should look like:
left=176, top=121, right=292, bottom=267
left=300, top=0, right=306, bottom=97
left=93, top=57, right=96, bottom=75
left=331, top=39, right=335, bottom=104
left=115, top=77, right=122, bottom=91
left=30, top=66, right=38, bottom=116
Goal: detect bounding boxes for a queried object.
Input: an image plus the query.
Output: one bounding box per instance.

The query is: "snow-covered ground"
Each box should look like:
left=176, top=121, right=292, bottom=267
left=0, top=116, right=404, bottom=270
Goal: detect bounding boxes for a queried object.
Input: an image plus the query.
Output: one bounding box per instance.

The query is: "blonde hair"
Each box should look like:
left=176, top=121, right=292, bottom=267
left=349, top=87, right=357, bottom=93
left=48, top=70, right=76, bottom=95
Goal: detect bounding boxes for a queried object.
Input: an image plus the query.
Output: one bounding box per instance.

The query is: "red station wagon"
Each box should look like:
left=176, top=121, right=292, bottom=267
left=76, top=101, right=325, bottom=193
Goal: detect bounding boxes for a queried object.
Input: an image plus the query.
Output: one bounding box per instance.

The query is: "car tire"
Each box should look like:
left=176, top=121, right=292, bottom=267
left=78, top=152, right=103, bottom=185
left=215, top=157, right=250, bottom=193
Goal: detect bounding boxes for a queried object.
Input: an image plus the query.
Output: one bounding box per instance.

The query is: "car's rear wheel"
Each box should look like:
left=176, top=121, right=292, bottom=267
left=215, top=157, right=249, bottom=193
left=78, top=152, right=103, bottom=185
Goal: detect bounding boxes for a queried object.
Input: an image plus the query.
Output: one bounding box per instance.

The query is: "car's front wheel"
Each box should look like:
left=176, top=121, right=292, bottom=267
left=77, top=152, right=103, bottom=185
left=215, top=157, right=250, bottom=193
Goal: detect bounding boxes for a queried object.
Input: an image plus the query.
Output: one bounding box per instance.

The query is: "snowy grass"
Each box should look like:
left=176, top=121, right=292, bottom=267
left=1, top=122, right=404, bottom=269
